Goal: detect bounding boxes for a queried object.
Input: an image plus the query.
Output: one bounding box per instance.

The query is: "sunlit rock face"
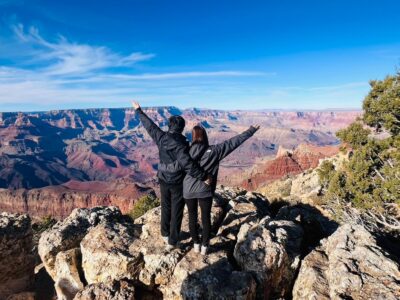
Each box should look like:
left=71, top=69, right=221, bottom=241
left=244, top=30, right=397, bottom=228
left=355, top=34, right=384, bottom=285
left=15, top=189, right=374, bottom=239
left=293, top=224, right=400, bottom=300
left=3, top=184, right=399, bottom=299
left=0, top=213, right=35, bottom=299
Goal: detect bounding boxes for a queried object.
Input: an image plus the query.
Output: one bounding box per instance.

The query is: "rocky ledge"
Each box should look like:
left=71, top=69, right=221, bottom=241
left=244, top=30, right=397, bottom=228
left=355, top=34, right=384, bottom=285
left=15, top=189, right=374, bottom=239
left=0, top=213, right=35, bottom=299
left=1, top=186, right=399, bottom=299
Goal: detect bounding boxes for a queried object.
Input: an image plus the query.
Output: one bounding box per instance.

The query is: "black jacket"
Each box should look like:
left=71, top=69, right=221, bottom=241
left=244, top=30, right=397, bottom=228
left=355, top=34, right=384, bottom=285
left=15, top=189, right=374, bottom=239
left=136, top=108, right=207, bottom=184
left=183, top=126, right=258, bottom=199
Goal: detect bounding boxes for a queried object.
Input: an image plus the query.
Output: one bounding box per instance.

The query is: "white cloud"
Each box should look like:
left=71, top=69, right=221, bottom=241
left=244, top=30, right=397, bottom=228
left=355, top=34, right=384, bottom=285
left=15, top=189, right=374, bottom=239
left=0, top=23, right=269, bottom=110
left=11, top=23, right=155, bottom=75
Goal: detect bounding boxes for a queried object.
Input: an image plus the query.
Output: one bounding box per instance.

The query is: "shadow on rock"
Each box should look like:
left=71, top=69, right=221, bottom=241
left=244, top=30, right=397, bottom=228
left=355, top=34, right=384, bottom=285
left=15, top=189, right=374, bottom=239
left=275, top=203, right=339, bottom=257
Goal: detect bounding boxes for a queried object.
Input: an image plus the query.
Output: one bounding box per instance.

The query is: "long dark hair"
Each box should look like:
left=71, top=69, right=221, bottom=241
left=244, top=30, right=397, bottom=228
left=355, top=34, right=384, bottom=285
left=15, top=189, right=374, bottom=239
left=192, top=125, right=209, bottom=147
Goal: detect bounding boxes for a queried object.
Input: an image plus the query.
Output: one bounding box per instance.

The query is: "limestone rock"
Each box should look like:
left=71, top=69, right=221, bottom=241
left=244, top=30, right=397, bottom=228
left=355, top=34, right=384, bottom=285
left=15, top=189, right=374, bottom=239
left=234, top=217, right=304, bottom=299
left=289, top=169, right=321, bottom=203
left=38, top=206, right=122, bottom=279
left=81, top=221, right=142, bottom=284
left=257, top=177, right=293, bottom=201
left=54, top=248, right=85, bottom=300
left=217, top=196, right=259, bottom=241
left=276, top=205, right=338, bottom=253
left=214, top=185, right=246, bottom=200
left=73, top=280, right=135, bottom=300
left=164, top=250, right=256, bottom=300
left=0, top=213, right=35, bottom=299
left=131, top=207, right=185, bottom=288
left=292, top=224, right=400, bottom=300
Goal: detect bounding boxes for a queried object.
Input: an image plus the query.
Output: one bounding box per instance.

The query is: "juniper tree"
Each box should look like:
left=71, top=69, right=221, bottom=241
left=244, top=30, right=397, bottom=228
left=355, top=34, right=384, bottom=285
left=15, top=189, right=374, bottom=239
left=319, top=72, right=400, bottom=235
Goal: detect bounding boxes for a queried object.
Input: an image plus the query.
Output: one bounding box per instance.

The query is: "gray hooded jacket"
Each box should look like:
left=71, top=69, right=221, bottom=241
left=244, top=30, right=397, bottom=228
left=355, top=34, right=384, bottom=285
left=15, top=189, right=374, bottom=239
left=183, top=126, right=257, bottom=199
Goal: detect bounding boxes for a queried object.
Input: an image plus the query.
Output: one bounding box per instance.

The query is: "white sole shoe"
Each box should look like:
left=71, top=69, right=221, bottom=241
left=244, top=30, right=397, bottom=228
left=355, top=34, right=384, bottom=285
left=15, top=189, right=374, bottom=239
left=165, top=244, right=175, bottom=252
left=201, top=246, right=208, bottom=256
left=194, top=243, right=200, bottom=253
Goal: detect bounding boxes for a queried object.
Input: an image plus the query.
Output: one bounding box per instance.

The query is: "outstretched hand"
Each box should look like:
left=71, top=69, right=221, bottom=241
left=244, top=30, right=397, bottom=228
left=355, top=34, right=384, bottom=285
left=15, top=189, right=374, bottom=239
left=252, top=124, right=261, bottom=131
left=132, top=101, right=141, bottom=110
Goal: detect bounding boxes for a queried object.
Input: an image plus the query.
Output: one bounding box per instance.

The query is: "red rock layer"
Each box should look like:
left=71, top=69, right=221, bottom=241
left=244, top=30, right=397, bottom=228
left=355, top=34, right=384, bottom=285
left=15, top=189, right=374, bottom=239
left=0, top=179, right=154, bottom=219
left=243, top=144, right=340, bottom=190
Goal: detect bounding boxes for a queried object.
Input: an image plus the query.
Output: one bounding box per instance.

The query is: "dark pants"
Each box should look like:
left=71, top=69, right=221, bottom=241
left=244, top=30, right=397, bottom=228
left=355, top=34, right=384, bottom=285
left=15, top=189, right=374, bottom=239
left=185, top=197, right=213, bottom=246
left=160, top=181, right=185, bottom=245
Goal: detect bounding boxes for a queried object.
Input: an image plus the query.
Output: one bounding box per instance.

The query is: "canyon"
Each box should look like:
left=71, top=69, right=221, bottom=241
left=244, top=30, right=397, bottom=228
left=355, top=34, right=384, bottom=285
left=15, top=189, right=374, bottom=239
left=0, top=107, right=360, bottom=217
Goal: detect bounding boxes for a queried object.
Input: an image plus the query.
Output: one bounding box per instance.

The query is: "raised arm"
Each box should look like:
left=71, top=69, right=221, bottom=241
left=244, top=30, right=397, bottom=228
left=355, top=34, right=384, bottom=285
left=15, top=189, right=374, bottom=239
left=133, top=101, right=165, bottom=146
left=214, top=125, right=260, bottom=161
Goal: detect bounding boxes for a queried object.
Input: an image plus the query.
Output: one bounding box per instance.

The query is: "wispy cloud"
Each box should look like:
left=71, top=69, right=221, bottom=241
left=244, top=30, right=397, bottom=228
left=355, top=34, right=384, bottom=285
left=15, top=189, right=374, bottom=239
left=0, top=22, right=269, bottom=110
left=11, top=23, right=155, bottom=75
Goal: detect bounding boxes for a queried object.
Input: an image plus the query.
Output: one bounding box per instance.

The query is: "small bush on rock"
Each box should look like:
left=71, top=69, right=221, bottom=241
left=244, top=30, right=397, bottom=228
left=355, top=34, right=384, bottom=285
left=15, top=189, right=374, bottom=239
left=128, top=194, right=160, bottom=220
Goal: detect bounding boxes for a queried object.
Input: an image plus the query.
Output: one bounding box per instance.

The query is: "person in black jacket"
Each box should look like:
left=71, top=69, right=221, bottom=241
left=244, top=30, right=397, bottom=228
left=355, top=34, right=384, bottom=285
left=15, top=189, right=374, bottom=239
left=132, top=102, right=211, bottom=250
left=183, top=124, right=259, bottom=255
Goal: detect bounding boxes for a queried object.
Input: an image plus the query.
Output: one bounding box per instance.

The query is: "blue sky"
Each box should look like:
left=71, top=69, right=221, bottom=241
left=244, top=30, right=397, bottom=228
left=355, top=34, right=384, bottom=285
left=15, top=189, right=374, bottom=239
left=0, top=0, right=399, bottom=111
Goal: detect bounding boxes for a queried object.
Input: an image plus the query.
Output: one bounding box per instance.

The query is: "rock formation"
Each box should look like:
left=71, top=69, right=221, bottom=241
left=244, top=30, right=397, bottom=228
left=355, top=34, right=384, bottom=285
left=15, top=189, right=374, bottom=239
left=234, top=217, right=304, bottom=299
left=38, top=206, right=123, bottom=279
left=54, top=248, right=85, bottom=300
left=0, top=213, right=35, bottom=299
left=81, top=222, right=142, bottom=284
left=2, top=184, right=398, bottom=299
left=257, top=152, right=348, bottom=204
left=0, top=107, right=359, bottom=219
left=293, top=224, right=400, bottom=300
left=74, top=280, right=136, bottom=300
left=0, top=179, right=155, bottom=218
left=35, top=186, right=270, bottom=299
left=244, top=143, right=340, bottom=191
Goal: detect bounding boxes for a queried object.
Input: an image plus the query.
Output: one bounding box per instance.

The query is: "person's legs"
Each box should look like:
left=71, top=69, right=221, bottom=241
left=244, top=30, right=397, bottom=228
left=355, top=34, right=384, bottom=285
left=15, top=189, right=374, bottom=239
left=199, top=197, right=213, bottom=246
left=185, top=198, right=200, bottom=244
left=169, top=182, right=184, bottom=245
left=160, top=181, right=172, bottom=239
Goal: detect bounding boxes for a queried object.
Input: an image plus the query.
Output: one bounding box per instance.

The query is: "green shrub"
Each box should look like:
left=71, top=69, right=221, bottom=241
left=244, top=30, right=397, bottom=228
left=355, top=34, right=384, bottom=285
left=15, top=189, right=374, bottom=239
left=317, top=160, right=336, bottom=188
left=128, top=194, right=160, bottom=220
left=320, top=72, right=400, bottom=235
left=32, top=215, right=56, bottom=233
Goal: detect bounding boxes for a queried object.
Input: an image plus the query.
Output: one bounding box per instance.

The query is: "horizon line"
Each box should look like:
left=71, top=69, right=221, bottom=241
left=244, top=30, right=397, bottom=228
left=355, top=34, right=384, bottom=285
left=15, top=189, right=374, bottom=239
left=0, top=106, right=363, bottom=114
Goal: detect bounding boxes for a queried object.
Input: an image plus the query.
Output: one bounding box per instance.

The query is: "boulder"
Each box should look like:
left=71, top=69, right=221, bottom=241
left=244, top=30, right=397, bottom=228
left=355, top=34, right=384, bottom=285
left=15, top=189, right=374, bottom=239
left=217, top=197, right=259, bottom=241
left=164, top=250, right=256, bottom=300
left=131, top=207, right=186, bottom=288
left=234, top=217, right=304, bottom=299
left=38, top=206, right=122, bottom=279
left=0, top=213, right=35, bottom=299
left=276, top=205, right=338, bottom=253
left=54, top=248, right=85, bottom=300
left=73, top=280, right=135, bottom=300
left=292, top=224, right=400, bottom=300
left=81, top=221, right=142, bottom=284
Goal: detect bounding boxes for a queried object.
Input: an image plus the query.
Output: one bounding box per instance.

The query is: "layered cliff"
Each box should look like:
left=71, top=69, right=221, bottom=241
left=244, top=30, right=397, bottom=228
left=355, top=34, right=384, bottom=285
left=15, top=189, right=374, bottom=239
left=0, top=179, right=154, bottom=219
left=0, top=107, right=359, bottom=218
left=243, top=143, right=340, bottom=190
left=0, top=108, right=359, bottom=190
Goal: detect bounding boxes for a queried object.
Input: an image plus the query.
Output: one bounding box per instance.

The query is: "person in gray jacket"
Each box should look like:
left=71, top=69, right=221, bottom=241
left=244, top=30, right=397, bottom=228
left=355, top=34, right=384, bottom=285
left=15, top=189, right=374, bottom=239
left=183, top=124, right=260, bottom=255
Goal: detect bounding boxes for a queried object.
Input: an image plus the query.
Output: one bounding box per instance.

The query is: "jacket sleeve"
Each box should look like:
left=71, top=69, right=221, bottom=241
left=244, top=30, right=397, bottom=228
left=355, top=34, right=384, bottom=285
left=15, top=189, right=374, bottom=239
left=136, top=108, right=165, bottom=146
left=175, top=144, right=207, bottom=181
left=214, top=126, right=258, bottom=161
